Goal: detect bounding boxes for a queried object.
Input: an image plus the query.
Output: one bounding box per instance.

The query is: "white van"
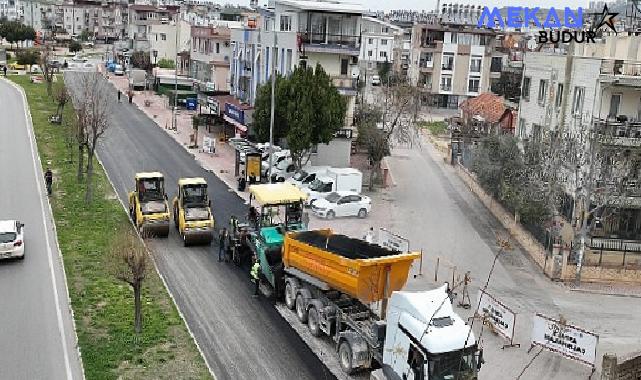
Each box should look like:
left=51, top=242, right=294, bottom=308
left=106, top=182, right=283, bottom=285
left=304, top=168, right=363, bottom=206
left=286, top=166, right=330, bottom=189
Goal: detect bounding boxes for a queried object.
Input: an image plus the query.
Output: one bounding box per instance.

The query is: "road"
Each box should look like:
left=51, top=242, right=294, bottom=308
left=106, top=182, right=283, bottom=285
left=0, top=79, right=83, bottom=379
left=64, top=71, right=333, bottom=380
left=385, top=140, right=641, bottom=379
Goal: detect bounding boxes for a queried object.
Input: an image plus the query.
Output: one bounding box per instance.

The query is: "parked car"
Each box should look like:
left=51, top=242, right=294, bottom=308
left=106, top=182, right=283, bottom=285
left=114, top=64, right=125, bottom=76
left=0, top=220, right=25, bottom=260
left=29, top=64, right=42, bottom=73
left=311, top=191, right=371, bottom=219
left=371, top=75, right=381, bottom=86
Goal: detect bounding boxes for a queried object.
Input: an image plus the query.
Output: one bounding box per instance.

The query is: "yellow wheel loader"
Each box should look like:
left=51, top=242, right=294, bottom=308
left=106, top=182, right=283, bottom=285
left=172, top=177, right=214, bottom=246
left=128, top=172, right=170, bottom=237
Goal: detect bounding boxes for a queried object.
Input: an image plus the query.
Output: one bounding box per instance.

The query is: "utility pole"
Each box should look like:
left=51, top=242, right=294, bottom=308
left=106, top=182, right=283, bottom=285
left=268, top=20, right=277, bottom=183
left=172, top=19, right=179, bottom=131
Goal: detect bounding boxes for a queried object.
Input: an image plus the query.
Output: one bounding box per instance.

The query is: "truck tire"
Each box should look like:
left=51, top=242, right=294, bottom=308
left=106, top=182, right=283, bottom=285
left=338, top=340, right=355, bottom=375
left=307, top=306, right=322, bottom=337
left=285, top=282, right=296, bottom=310
left=296, top=294, right=308, bottom=323
left=358, top=208, right=368, bottom=218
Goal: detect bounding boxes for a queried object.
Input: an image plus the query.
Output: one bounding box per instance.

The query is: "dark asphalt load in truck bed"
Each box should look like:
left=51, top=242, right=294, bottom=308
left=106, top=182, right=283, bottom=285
left=293, top=231, right=400, bottom=260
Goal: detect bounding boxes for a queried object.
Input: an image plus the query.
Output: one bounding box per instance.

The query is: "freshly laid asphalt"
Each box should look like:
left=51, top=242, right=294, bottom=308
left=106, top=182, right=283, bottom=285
left=0, top=79, right=83, bottom=380
left=64, top=72, right=333, bottom=380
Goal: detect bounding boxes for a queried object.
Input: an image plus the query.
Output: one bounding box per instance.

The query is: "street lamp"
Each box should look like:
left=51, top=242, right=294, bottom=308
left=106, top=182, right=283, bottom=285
left=152, top=49, right=158, bottom=67
left=171, top=20, right=179, bottom=132
left=268, top=16, right=278, bottom=183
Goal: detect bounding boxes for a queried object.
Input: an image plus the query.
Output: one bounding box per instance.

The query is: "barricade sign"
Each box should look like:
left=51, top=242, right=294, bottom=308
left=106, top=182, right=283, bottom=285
left=378, top=228, right=410, bottom=252
left=531, top=314, right=599, bottom=368
left=476, top=290, right=518, bottom=348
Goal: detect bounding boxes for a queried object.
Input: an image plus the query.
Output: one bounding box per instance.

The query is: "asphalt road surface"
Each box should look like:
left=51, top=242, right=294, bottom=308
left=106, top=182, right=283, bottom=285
left=0, top=79, right=83, bottom=379
left=64, top=72, right=333, bottom=380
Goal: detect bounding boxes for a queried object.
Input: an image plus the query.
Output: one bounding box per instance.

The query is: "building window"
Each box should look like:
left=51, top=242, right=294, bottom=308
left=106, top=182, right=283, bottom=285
left=532, top=124, right=542, bottom=142
left=160, top=33, right=166, bottom=41
left=518, top=118, right=526, bottom=139
left=450, top=32, right=458, bottom=43
left=442, top=53, right=454, bottom=71
left=216, top=42, right=220, bottom=54
left=555, top=83, right=563, bottom=108
left=382, top=26, right=389, bottom=33
left=609, top=93, right=621, bottom=118
left=341, top=58, right=348, bottom=75
left=468, top=77, right=480, bottom=93
left=490, top=56, right=502, bottom=72
left=368, top=50, right=372, bottom=57
left=572, top=86, right=585, bottom=115
left=368, top=38, right=373, bottom=44
left=280, top=15, right=291, bottom=31
left=381, top=39, right=388, bottom=45
left=522, top=77, right=531, bottom=101
left=538, top=80, right=548, bottom=105
left=380, top=51, right=387, bottom=58
left=441, top=75, right=452, bottom=91
left=470, top=56, right=481, bottom=73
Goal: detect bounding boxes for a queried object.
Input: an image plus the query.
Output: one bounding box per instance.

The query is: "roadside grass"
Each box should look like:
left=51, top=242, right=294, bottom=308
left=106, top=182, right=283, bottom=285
left=10, top=76, right=211, bottom=380
left=419, top=120, right=448, bottom=136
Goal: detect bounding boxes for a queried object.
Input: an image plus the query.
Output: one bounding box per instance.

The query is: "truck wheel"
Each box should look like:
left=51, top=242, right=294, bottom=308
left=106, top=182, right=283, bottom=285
left=326, top=210, right=335, bottom=220
left=307, top=306, right=322, bottom=337
left=295, top=294, right=308, bottom=323
left=285, top=282, right=296, bottom=310
left=338, top=341, right=355, bottom=375
left=358, top=208, right=368, bottom=218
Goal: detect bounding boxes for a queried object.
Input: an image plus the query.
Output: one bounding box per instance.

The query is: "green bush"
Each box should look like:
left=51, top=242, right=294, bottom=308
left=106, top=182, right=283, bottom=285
left=157, top=58, right=175, bottom=69
left=420, top=121, right=447, bottom=135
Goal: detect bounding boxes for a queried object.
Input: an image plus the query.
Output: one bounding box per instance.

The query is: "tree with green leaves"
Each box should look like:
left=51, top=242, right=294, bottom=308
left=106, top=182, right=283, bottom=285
left=131, top=50, right=151, bottom=71
left=69, top=40, right=82, bottom=53
left=0, top=21, right=35, bottom=48
left=252, top=64, right=346, bottom=169
left=16, top=49, right=39, bottom=69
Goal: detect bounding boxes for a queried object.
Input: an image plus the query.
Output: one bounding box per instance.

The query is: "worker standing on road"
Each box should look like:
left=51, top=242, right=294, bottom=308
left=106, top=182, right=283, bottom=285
left=218, top=228, right=228, bottom=262
left=251, top=257, right=260, bottom=298
left=364, top=227, right=375, bottom=244
left=117, top=90, right=122, bottom=103
left=2, top=65, right=7, bottom=77
left=127, top=90, right=134, bottom=103
left=44, top=167, right=53, bottom=196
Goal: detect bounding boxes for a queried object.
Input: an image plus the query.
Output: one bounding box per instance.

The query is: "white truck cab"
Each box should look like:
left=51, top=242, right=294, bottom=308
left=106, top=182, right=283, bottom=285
left=373, top=285, right=482, bottom=380
left=304, top=168, right=362, bottom=205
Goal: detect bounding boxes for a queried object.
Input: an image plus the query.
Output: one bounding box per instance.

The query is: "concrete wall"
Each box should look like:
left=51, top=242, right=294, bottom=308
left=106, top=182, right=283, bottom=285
left=310, top=138, right=352, bottom=168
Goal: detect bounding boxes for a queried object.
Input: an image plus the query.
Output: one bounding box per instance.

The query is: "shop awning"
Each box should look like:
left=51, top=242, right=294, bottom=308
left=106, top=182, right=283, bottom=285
left=223, top=114, right=247, bottom=132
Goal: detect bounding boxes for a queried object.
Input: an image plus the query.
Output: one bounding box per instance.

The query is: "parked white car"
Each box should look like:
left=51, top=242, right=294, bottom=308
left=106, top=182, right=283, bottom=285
left=0, top=220, right=25, bottom=260
left=114, top=64, right=125, bottom=76
left=371, top=74, right=381, bottom=86
left=311, top=191, right=371, bottom=219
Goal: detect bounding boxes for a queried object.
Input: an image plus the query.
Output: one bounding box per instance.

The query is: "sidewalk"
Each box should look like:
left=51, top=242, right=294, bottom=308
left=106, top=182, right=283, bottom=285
left=107, top=73, right=250, bottom=203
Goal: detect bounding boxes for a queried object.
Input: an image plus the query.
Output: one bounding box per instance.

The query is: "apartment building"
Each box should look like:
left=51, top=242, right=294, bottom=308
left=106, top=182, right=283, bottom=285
left=190, top=25, right=232, bottom=91
left=128, top=4, right=178, bottom=51
left=228, top=0, right=362, bottom=166
left=359, top=17, right=401, bottom=72
left=0, top=0, right=19, bottom=21
left=517, top=35, right=641, bottom=242
left=409, top=21, right=501, bottom=109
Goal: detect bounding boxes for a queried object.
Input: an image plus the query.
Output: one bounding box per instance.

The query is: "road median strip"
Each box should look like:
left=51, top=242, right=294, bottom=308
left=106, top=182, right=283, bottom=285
left=10, top=75, right=211, bottom=380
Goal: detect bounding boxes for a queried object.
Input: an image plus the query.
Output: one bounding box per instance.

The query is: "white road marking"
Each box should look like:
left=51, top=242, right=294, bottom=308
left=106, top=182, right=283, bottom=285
left=8, top=79, right=75, bottom=380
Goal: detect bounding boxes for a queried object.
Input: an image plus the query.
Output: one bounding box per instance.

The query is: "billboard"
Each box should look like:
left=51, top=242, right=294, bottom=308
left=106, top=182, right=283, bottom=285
left=245, top=153, right=262, bottom=180
left=531, top=314, right=599, bottom=367
left=477, top=290, right=516, bottom=344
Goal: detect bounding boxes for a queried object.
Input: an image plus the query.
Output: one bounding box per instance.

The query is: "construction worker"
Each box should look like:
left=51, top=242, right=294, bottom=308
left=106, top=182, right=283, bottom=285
left=218, top=228, right=228, bottom=262
left=251, top=257, right=260, bottom=298
left=44, top=167, right=53, bottom=196
left=117, top=89, right=122, bottom=103
left=364, top=227, right=375, bottom=244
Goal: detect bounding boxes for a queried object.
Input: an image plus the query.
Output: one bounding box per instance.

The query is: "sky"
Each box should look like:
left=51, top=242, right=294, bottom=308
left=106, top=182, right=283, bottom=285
left=359, top=0, right=589, bottom=12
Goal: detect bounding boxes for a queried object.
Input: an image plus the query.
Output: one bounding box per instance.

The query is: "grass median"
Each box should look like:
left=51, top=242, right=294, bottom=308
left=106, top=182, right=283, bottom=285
left=9, top=75, right=212, bottom=380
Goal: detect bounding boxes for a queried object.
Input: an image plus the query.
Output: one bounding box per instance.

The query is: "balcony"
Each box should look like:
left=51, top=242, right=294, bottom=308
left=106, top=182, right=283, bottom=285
left=440, top=84, right=452, bottom=92
left=600, top=59, right=641, bottom=86
left=419, top=61, right=433, bottom=71
left=332, top=76, right=357, bottom=96
left=594, top=118, right=641, bottom=147
left=300, top=33, right=360, bottom=56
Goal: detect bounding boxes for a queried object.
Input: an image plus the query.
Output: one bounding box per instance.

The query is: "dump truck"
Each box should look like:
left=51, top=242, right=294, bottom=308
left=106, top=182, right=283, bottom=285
left=281, top=230, right=483, bottom=379
left=172, top=177, right=214, bottom=246
left=128, top=172, right=170, bottom=237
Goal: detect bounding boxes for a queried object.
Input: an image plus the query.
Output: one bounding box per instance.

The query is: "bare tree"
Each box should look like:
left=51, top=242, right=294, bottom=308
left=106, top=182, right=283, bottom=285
left=40, top=45, right=55, bottom=96
left=74, top=71, right=112, bottom=203
left=110, top=229, right=148, bottom=334
left=53, top=83, right=69, bottom=119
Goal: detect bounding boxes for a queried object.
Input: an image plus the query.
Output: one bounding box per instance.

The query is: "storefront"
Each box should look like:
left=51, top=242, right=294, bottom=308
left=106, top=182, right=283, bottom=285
left=223, top=102, right=252, bottom=137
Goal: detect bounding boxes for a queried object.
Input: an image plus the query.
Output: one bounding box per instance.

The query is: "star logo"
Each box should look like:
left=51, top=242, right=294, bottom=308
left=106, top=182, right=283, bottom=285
left=596, top=5, right=618, bottom=33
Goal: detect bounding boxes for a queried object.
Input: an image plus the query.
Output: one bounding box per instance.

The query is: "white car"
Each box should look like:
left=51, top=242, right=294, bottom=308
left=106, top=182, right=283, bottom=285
left=371, top=74, right=381, bottom=86
left=0, top=220, right=25, bottom=260
left=311, top=191, right=371, bottom=219
left=114, top=64, right=124, bottom=76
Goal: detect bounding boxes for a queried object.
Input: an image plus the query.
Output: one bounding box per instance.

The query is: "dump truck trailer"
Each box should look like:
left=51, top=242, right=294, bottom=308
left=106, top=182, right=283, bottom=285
left=281, top=230, right=483, bottom=379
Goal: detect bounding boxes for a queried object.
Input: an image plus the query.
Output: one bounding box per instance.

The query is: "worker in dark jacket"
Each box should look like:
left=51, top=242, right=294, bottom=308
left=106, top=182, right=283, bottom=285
left=251, top=257, right=260, bottom=298
left=44, top=168, right=53, bottom=195
left=218, top=228, right=228, bottom=262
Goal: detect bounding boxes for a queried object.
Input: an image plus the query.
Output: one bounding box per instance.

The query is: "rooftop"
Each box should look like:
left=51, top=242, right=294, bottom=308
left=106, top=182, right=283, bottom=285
left=460, top=92, right=508, bottom=124
left=275, top=0, right=364, bottom=14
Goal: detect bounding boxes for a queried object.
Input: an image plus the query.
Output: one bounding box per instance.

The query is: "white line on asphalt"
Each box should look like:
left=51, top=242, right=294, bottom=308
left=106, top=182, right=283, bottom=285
left=7, top=79, right=75, bottom=379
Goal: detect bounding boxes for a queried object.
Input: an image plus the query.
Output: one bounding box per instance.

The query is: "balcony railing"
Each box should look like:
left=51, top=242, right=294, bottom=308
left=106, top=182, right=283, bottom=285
left=332, top=76, right=357, bottom=96
left=441, top=84, right=452, bottom=91
left=594, top=118, right=641, bottom=147
left=600, top=59, right=641, bottom=77
left=300, top=33, right=360, bottom=53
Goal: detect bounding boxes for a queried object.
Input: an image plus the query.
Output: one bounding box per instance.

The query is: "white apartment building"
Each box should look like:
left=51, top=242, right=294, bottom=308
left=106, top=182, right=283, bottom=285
left=148, top=20, right=190, bottom=61
left=0, top=0, right=19, bottom=20
left=228, top=0, right=363, bottom=166
left=517, top=35, right=641, bottom=241
left=359, top=16, right=401, bottom=72
left=128, top=4, right=178, bottom=51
